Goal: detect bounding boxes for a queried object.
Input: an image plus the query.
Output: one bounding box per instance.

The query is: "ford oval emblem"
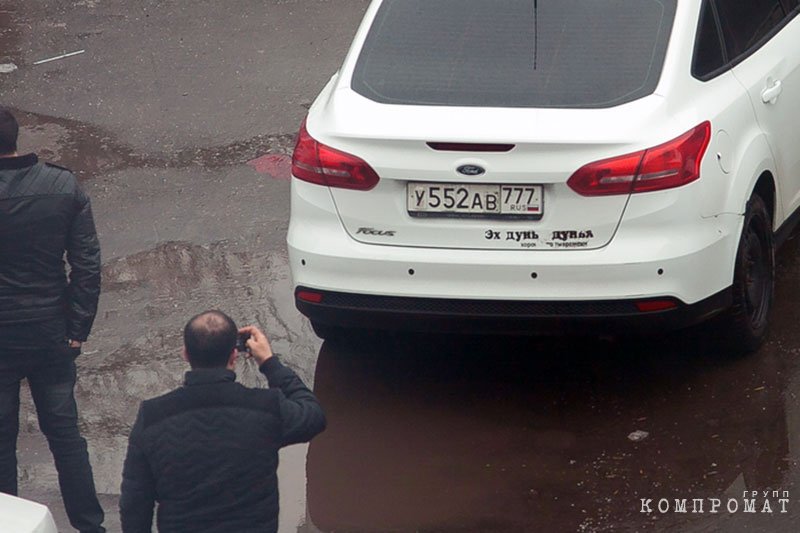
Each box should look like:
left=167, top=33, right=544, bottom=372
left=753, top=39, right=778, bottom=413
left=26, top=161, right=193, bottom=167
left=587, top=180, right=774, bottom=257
left=457, top=164, right=486, bottom=176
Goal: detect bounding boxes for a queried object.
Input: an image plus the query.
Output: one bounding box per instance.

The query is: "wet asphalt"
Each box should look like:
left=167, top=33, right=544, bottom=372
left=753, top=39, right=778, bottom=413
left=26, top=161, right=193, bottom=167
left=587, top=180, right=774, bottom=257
left=2, top=1, right=800, bottom=532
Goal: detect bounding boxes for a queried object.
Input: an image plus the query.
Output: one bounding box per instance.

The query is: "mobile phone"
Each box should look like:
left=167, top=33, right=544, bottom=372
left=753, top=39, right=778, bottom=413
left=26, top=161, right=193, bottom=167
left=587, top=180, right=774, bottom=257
left=236, top=333, right=251, bottom=353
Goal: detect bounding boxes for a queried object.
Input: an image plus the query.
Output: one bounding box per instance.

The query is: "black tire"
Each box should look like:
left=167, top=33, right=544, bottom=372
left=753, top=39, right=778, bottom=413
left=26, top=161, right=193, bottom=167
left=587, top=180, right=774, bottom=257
left=720, top=193, right=774, bottom=354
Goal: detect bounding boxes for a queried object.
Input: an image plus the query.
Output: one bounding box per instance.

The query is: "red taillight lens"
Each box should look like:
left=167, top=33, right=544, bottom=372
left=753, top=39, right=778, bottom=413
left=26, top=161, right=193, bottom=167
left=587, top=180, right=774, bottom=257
left=566, top=150, right=644, bottom=196
left=635, top=299, right=678, bottom=312
left=291, top=120, right=380, bottom=191
left=567, top=122, right=711, bottom=196
left=297, top=290, right=323, bottom=304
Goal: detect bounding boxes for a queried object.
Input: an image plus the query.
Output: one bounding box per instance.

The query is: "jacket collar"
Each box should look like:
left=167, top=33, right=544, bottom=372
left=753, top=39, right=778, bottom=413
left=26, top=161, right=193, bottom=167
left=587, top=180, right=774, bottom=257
left=0, top=153, right=38, bottom=170
left=184, top=368, right=236, bottom=386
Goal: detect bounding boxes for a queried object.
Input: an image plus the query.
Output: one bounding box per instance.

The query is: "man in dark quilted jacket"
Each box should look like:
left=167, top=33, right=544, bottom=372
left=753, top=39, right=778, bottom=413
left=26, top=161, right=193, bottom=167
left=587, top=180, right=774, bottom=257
left=120, top=310, right=326, bottom=532
left=0, top=106, right=105, bottom=532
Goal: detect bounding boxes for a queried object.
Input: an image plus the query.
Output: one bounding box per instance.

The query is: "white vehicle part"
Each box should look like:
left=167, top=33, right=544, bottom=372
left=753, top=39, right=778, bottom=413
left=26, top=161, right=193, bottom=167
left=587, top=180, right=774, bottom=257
left=288, top=178, right=741, bottom=305
left=307, top=92, right=697, bottom=251
left=714, top=131, right=732, bottom=174
left=732, top=14, right=800, bottom=220
left=0, top=493, right=58, bottom=533
left=660, top=69, right=758, bottom=219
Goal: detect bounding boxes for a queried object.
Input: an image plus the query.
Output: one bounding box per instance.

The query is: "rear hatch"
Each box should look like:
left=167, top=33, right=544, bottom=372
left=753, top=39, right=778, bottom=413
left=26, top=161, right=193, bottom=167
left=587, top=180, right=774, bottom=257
left=311, top=0, right=677, bottom=251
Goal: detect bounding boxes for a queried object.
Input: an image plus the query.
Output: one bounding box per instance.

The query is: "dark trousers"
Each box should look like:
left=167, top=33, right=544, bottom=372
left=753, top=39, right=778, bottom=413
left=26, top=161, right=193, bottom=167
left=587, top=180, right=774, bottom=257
left=0, top=324, right=105, bottom=533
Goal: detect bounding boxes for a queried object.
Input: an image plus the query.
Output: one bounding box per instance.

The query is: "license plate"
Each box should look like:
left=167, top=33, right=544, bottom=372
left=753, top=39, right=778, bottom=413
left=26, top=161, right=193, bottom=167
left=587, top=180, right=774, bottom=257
left=407, top=182, right=543, bottom=219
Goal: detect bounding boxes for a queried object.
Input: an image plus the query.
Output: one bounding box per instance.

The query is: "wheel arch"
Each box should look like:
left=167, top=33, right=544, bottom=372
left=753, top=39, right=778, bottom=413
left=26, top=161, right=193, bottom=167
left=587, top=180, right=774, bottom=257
left=726, top=132, right=779, bottom=221
left=752, top=172, right=777, bottom=231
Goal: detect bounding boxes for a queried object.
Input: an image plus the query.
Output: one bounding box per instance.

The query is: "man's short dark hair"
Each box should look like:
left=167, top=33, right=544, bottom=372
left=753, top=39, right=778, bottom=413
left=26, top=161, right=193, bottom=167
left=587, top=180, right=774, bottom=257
left=0, top=107, right=19, bottom=155
left=183, top=310, right=238, bottom=368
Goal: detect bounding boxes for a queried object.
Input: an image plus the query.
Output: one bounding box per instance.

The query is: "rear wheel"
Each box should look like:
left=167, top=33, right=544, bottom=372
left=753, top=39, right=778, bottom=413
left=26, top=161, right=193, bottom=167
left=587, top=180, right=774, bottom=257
left=720, top=193, right=774, bottom=354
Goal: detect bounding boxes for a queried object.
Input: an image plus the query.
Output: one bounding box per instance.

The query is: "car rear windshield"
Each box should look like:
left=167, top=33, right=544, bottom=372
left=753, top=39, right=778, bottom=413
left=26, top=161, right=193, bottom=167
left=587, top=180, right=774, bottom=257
left=352, top=0, right=677, bottom=108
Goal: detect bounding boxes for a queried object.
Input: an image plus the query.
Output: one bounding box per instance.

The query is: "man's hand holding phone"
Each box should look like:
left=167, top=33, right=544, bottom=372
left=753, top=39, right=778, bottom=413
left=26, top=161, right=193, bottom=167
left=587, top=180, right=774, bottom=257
left=237, top=325, right=273, bottom=366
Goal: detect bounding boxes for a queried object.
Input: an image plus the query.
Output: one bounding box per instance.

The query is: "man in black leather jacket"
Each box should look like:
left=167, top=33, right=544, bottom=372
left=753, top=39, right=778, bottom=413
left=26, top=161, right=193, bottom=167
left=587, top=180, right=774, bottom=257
left=120, top=311, right=326, bottom=532
left=0, top=107, right=105, bottom=532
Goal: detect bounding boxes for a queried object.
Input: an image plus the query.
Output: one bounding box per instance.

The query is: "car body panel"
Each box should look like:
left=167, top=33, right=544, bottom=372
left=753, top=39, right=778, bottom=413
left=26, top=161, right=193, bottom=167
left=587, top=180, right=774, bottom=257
left=732, top=14, right=800, bottom=218
left=289, top=178, right=741, bottom=304
left=310, top=94, right=675, bottom=251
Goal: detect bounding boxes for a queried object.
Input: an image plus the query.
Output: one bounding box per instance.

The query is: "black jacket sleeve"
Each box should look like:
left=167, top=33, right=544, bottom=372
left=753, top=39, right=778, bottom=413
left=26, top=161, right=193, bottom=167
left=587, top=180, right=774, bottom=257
left=120, top=407, right=156, bottom=533
left=65, top=185, right=101, bottom=341
left=260, top=357, right=327, bottom=446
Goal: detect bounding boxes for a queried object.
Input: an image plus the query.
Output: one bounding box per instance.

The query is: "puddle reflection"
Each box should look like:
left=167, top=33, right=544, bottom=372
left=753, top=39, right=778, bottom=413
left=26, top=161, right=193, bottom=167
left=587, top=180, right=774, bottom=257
left=306, top=330, right=793, bottom=532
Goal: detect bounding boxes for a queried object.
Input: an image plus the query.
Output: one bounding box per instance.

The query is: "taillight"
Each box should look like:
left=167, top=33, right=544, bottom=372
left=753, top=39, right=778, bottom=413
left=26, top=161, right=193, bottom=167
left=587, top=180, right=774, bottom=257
left=291, top=120, right=380, bottom=190
left=635, top=299, right=678, bottom=312
left=567, top=122, right=711, bottom=196
left=296, top=290, right=324, bottom=304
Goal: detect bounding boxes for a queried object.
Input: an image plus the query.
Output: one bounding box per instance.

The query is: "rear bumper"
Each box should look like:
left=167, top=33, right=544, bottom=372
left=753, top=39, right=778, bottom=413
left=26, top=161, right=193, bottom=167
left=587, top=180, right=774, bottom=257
left=288, top=178, right=744, bottom=333
left=288, top=179, right=744, bottom=305
left=295, top=286, right=733, bottom=334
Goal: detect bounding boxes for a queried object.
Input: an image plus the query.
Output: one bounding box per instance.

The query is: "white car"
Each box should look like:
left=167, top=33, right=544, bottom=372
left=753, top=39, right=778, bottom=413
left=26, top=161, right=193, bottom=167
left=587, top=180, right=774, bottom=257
left=0, top=493, right=58, bottom=533
left=288, top=0, right=800, bottom=351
